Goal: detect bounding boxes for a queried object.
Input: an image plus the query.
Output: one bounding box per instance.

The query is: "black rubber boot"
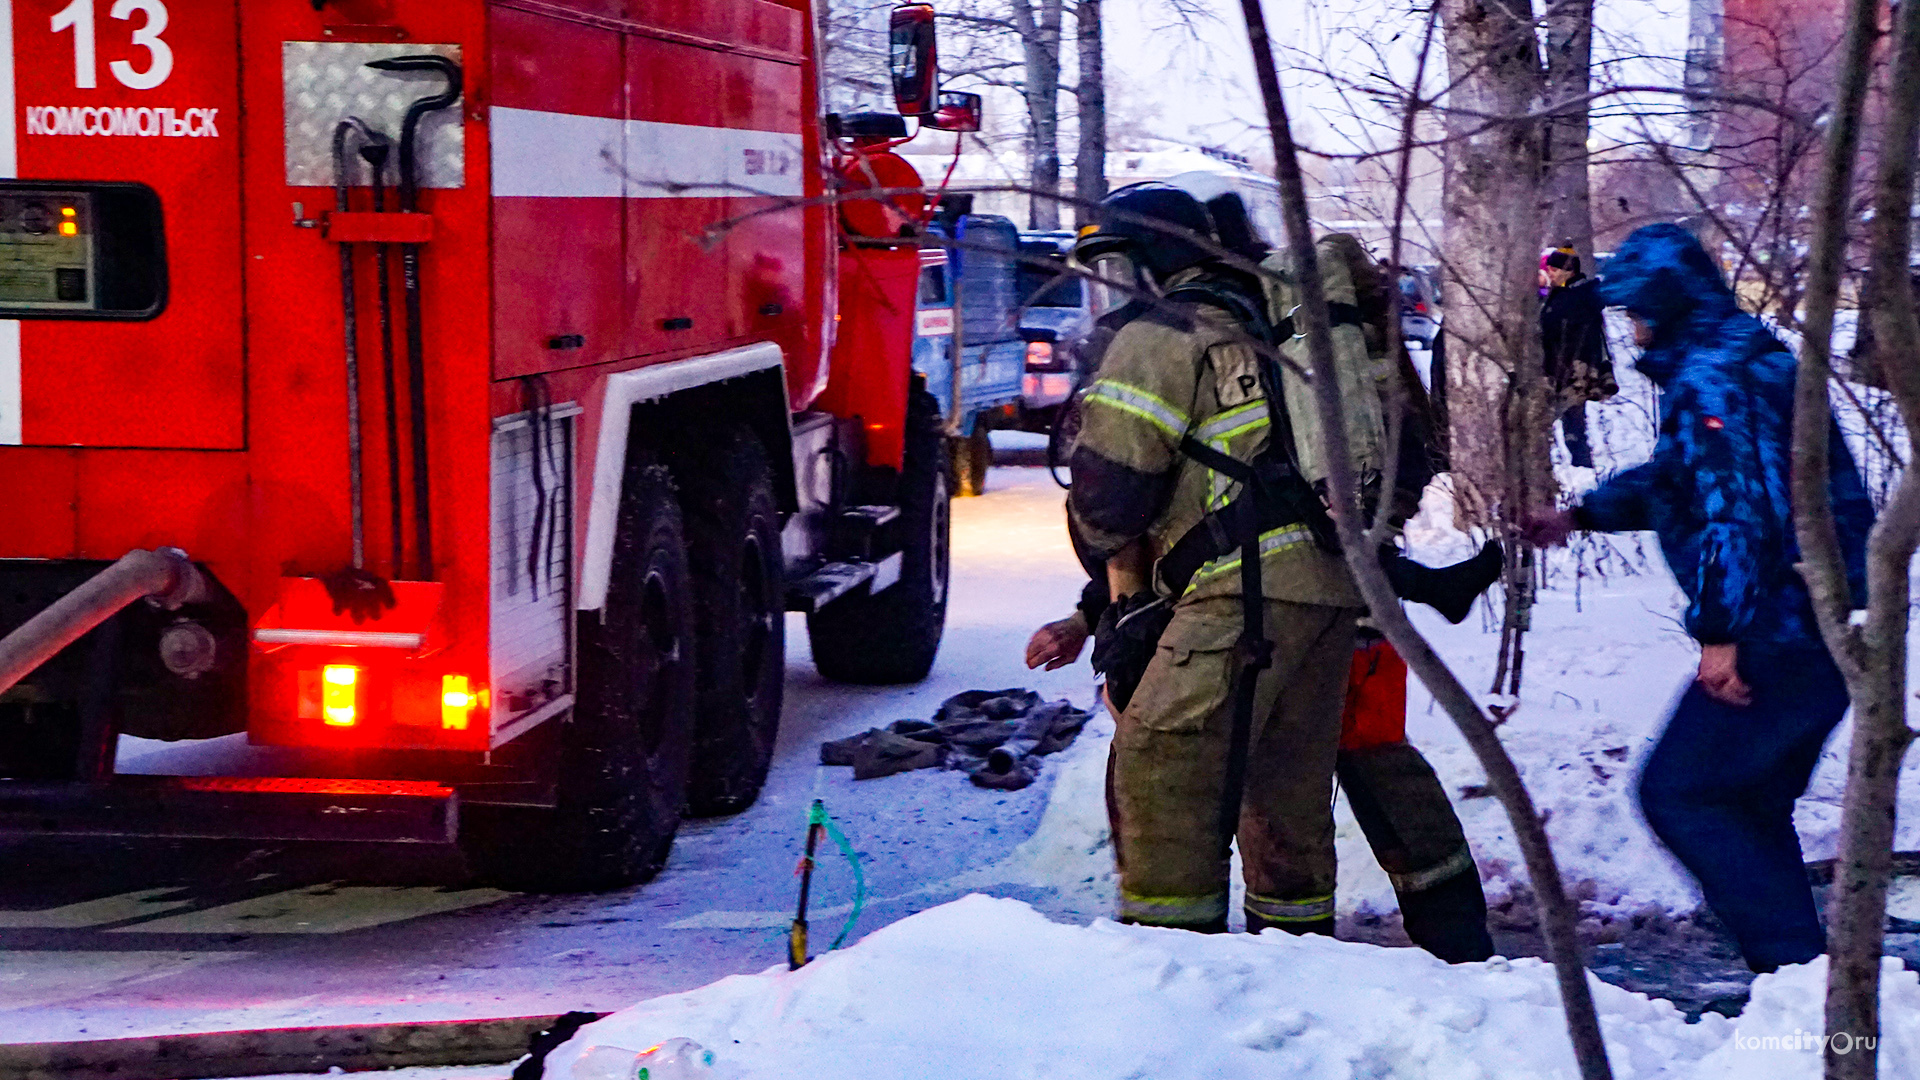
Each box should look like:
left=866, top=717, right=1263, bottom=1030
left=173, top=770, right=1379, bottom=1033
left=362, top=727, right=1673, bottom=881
left=1382, top=540, right=1504, bottom=624
left=1399, top=868, right=1495, bottom=963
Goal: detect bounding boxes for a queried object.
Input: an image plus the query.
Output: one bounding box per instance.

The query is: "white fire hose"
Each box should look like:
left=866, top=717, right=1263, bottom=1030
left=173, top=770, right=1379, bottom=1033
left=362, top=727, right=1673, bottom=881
left=0, top=548, right=208, bottom=697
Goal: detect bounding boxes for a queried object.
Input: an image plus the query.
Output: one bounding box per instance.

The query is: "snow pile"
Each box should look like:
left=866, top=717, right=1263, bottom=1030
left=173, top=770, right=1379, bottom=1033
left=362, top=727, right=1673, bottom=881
left=1688, top=957, right=1920, bottom=1079
left=544, top=895, right=1920, bottom=1080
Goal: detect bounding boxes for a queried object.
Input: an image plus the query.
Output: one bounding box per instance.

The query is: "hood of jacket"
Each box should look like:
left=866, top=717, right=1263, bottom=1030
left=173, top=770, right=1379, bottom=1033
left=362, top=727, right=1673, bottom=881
left=1598, top=224, right=1744, bottom=385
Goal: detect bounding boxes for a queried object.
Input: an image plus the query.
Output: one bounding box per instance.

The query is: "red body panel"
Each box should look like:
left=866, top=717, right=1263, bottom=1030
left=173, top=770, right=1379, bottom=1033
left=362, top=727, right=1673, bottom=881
left=12, top=0, right=245, bottom=451
left=489, top=5, right=626, bottom=379
left=1, top=0, right=917, bottom=754
left=816, top=247, right=917, bottom=469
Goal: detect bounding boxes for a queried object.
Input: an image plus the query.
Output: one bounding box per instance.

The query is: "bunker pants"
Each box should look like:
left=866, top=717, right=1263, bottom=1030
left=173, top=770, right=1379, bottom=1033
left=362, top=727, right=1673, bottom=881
left=1336, top=637, right=1493, bottom=962
left=1344, top=630, right=1489, bottom=957
left=1107, top=597, right=1357, bottom=934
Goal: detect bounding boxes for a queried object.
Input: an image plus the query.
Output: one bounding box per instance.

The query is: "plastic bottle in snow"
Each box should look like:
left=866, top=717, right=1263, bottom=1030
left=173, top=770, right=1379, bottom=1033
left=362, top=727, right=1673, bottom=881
left=571, top=1038, right=728, bottom=1080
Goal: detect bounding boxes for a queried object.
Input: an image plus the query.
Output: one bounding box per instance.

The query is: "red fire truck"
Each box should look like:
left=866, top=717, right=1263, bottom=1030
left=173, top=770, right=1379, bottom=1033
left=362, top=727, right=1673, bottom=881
left=0, top=0, right=979, bottom=890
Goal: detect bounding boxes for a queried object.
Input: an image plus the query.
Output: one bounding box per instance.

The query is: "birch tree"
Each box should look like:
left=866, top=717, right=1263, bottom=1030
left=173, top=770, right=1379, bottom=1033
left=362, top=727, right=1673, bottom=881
left=1437, top=0, right=1553, bottom=532
left=1073, top=0, right=1107, bottom=225
left=1543, top=0, right=1597, bottom=264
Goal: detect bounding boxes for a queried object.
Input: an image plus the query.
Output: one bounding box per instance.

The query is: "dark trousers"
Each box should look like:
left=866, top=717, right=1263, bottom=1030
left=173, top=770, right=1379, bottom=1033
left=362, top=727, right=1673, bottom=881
left=1637, top=645, right=1850, bottom=972
left=1560, top=403, right=1593, bottom=468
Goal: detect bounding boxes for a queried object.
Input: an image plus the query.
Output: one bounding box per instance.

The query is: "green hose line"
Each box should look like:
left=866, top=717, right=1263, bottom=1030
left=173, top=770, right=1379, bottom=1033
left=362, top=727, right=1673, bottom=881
left=808, top=799, right=868, bottom=951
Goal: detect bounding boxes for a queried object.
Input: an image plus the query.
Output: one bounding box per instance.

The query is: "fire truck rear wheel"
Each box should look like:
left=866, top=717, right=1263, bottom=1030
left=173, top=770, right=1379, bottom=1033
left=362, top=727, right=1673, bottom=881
left=466, top=461, right=697, bottom=892
left=807, top=391, right=951, bottom=684
left=673, top=428, right=785, bottom=817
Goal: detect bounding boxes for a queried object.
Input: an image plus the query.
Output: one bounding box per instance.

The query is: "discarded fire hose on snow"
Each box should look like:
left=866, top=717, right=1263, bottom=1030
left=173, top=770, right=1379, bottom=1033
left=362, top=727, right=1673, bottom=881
left=788, top=799, right=866, bottom=970
left=818, top=689, right=1091, bottom=789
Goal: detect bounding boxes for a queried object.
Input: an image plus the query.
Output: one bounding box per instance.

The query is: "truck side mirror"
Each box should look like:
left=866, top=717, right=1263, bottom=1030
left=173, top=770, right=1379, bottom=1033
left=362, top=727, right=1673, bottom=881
left=924, top=91, right=982, bottom=133
left=889, top=4, right=939, bottom=117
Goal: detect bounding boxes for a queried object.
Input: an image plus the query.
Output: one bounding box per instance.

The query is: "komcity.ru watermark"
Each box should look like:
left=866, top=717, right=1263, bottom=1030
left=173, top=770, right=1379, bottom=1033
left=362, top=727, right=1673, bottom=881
left=1734, top=1029, right=1878, bottom=1054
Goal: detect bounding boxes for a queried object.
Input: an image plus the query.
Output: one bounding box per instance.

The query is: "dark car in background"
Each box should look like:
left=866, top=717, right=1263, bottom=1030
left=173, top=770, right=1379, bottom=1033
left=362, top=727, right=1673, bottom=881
left=1011, top=232, right=1096, bottom=437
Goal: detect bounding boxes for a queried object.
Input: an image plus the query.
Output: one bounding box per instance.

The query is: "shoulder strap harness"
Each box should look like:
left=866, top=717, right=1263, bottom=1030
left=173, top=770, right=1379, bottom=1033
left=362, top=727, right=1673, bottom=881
left=1154, top=278, right=1355, bottom=859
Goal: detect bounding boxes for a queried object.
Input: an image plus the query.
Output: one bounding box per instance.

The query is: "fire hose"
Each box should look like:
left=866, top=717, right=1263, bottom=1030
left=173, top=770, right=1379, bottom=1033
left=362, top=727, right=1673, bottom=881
left=0, top=548, right=207, bottom=698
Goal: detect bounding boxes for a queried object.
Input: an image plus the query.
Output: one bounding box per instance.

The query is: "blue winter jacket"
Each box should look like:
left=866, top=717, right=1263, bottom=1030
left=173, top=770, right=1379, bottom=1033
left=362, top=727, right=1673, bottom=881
left=1575, top=224, right=1874, bottom=649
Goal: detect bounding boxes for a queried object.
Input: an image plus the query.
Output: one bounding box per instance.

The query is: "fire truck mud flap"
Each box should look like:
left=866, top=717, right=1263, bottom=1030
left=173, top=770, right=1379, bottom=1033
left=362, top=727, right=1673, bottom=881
left=0, top=776, right=456, bottom=844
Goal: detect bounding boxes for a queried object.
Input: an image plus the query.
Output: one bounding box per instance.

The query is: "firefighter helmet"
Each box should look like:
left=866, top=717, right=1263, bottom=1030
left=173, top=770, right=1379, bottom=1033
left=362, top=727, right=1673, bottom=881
left=1073, top=182, right=1219, bottom=286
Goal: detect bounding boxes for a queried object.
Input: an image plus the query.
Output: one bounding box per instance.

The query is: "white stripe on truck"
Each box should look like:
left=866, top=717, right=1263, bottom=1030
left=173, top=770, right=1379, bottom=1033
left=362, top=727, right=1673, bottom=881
left=489, top=106, right=803, bottom=200
left=578, top=342, right=785, bottom=612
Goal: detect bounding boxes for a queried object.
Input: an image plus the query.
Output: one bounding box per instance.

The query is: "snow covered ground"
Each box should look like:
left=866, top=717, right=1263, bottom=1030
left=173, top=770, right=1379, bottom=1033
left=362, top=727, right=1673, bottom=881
left=12, top=349, right=1920, bottom=1068
left=539, top=897, right=1920, bottom=1080
left=520, top=359, right=1920, bottom=1080
left=987, top=363, right=1920, bottom=943
left=0, top=463, right=1102, bottom=1042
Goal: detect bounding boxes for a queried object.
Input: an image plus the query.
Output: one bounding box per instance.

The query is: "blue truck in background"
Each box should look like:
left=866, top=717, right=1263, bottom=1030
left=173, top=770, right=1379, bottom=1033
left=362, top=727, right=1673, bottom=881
left=914, top=211, right=1028, bottom=496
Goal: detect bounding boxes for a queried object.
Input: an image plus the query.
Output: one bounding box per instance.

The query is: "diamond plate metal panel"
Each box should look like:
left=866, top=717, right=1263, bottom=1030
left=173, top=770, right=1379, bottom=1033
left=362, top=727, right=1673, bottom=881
left=284, top=42, right=465, bottom=190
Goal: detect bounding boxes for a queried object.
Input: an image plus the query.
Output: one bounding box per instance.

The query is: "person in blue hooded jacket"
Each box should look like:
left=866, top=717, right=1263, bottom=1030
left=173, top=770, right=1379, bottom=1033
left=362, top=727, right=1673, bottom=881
left=1528, top=223, right=1874, bottom=973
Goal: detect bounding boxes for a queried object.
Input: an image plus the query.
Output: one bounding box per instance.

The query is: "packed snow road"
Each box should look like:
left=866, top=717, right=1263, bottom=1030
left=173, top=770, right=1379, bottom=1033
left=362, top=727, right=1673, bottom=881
left=0, top=467, right=1098, bottom=1043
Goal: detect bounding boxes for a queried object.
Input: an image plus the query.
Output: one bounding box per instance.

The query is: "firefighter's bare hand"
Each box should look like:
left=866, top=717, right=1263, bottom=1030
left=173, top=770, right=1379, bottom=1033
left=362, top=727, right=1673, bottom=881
left=1026, top=613, right=1090, bottom=671
left=1697, top=643, right=1752, bottom=707
left=1519, top=509, right=1578, bottom=548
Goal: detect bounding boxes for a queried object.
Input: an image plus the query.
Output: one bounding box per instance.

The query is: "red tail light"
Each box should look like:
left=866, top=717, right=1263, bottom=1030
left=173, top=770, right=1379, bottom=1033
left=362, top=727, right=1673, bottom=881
left=441, top=675, right=481, bottom=731
left=321, top=665, right=358, bottom=726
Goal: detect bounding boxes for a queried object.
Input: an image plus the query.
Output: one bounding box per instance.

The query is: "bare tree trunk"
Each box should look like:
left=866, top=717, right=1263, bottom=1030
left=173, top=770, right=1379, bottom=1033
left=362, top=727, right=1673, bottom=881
left=1234, top=3, right=1612, bottom=1078
left=1794, top=1, right=1920, bottom=1075
left=1072, top=0, right=1107, bottom=227
left=1013, top=0, right=1065, bottom=229
left=1542, top=0, right=1595, bottom=265
left=1438, top=0, right=1555, bottom=530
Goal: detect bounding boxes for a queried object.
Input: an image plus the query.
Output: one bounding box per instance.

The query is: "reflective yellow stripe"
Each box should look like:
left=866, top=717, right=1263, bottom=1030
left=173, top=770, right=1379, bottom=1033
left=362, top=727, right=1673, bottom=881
left=1245, top=892, right=1335, bottom=922
left=1118, top=889, right=1228, bottom=927
left=1388, top=845, right=1477, bottom=894
left=1194, top=400, right=1265, bottom=439
left=1184, top=526, right=1317, bottom=591
left=1207, top=437, right=1231, bottom=510
left=1207, top=414, right=1270, bottom=442
left=1193, top=404, right=1272, bottom=511
left=1085, top=380, right=1190, bottom=439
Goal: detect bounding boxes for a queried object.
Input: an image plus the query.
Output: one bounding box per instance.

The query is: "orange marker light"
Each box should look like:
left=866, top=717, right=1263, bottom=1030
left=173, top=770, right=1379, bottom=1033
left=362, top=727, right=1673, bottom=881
left=441, top=675, right=475, bottom=731
left=322, top=665, right=358, bottom=726
left=59, top=222, right=78, bottom=237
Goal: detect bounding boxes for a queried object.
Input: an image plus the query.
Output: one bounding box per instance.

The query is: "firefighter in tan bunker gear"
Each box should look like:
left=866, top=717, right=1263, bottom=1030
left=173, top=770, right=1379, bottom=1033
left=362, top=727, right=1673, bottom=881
left=1067, top=184, right=1382, bottom=935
